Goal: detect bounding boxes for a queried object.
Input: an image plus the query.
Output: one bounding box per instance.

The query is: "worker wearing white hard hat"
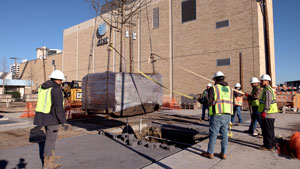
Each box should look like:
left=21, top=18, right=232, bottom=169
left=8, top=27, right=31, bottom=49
left=33, top=70, right=66, bottom=168
left=231, top=83, right=243, bottom=125
left=244, top=77, right=263, bottom=136
left=199, top=83, right=213, bottom=121
left=201, top=71, right=233, bottom=159
left=258, top=74, right=278, bottom=150
left=49, top=70, right=65, bottom=81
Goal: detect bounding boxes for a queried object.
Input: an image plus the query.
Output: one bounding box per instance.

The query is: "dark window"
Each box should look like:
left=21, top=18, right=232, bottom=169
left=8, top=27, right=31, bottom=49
left=153, top=8, right=159, bottom=28
left=216, top=20, right=229, bottom=28
left=52, top=60, right=55, bottom=65
left=182, top=0, right=196, bottom=23
left=217, top=58, right=231, bottom=66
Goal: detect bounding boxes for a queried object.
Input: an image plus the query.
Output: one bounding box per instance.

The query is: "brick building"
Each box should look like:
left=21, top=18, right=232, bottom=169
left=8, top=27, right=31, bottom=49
left=21, top=0, right=276, bottom=100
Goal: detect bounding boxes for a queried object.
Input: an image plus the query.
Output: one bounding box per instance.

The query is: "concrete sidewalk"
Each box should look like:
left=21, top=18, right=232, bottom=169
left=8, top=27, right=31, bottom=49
left=143, top=113, right=300, bottom=169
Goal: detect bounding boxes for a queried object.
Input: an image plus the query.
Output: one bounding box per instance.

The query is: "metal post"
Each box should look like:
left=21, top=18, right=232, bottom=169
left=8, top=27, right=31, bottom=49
left=239, top=52, right=243, bottom=89
left=169, top=0, right=174, bottom=103
left=138, top=10, right=141, bottom=71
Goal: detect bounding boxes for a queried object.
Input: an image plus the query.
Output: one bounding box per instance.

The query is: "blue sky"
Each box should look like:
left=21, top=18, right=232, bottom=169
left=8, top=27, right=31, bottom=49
left=0, top=0, right=299, bottom=84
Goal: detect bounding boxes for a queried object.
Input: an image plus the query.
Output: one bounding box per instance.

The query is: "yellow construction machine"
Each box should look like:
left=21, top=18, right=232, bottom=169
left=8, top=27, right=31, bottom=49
left=62, top=80, right=82, bottom=106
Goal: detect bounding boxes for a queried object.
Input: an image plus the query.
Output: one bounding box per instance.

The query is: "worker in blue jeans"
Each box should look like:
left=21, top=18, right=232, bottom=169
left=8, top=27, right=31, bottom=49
left=201, top=71, right=233, bottom=160
left=244, top=77, right=262, bottom=136
left=231, top=83, right=243, bottom=125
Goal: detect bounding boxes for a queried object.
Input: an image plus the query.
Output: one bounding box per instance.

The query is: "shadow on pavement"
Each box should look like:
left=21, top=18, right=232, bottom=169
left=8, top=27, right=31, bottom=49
left=67, top=116, right=126, bottom=131
left=228, top=138, right=261, bottom=149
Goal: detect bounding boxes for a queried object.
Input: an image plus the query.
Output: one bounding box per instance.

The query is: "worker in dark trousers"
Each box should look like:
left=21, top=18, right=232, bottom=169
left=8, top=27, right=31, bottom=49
left=231, top=83, right=243, bottom=126
left=258, top=74, right=278, bottom=150
left=201, top=71, right=233, bottom=160
left=34, top=70, right=66, bottom=169
left=244, top=77, right=263, bottom=136
left=199, top=83, right=212, bottom=121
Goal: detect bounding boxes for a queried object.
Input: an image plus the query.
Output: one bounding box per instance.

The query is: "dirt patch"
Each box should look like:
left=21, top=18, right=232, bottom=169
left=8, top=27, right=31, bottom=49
left=0, top=126, right=96, bottom=151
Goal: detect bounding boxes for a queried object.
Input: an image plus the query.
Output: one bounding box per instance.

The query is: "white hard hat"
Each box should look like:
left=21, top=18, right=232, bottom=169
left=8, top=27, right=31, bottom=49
left=260, top=74, right=271, bottom=81
left=235, top=83, right=241, bottom=88
left=249, top=77, right=260, bottom=84
left=49, top=70, right=65, bottom=80
left=213, top=71, right=225, bottom=79
left=207, top=83, right=212, bottom=87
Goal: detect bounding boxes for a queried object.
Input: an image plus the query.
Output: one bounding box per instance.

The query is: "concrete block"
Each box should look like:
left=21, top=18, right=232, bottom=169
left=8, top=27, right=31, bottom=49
left=129, top=134, right=135, bottom=140
left=159, top=144, right=168, bottom=150
left=166, top=145, right=176, bottom=151
left=153, top=143, right=161, bottom=149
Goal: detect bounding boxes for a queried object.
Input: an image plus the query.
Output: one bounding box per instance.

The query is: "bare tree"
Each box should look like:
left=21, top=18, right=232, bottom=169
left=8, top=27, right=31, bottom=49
left=85, top=0, right=151, bottom=72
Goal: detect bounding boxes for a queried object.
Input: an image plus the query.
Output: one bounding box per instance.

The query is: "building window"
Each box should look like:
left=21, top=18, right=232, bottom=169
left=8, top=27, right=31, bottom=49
left=153, top=7, right=159, bottom=29
left=217, top=58, right=231, bottom=66
left=216, top=20, right=230, bottom=29
left=182, top=0, right=196, bottom=23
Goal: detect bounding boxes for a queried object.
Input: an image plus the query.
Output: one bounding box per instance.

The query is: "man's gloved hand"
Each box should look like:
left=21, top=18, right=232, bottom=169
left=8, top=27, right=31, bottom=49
left=245, top=93, right=249, bottom=97
left=261, top=112, right=266, bottom=119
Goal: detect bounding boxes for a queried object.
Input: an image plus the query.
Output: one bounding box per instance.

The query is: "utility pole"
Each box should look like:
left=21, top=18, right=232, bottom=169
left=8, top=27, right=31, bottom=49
left=169, top=0, right=174, bottom=103
left=42, top=49, right=46, bottom=82
left=2, top=57, right=6, bottom=94
left=10, top=57, right=21, bottom=79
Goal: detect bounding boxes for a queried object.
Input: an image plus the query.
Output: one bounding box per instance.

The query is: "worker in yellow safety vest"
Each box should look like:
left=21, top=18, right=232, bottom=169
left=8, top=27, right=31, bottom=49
left=201, top=71, right=233, bottom=160
left=231, top=83, right=244, bottom=125
left=258, top=74, right=278, bottom=150
left=244, top=77, right=263, bottom=136
left=33, top=70, right=66, bottom=169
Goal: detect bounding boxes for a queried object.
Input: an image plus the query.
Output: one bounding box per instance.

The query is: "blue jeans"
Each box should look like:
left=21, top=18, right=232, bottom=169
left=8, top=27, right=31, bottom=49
left=207, top=114, right=231, bottom=154
left=202, top=104, right=209, bottom=120
left=231, top=106, right=242, bottom=123
left=248, top=106, right=262, bottom=133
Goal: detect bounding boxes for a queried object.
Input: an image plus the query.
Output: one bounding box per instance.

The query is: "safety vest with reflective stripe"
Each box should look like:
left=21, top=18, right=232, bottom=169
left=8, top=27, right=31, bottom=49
left=35, top=87, right=53, bottom=114
left=209, top=84, right=234, bottom=116
left=251, top=86, right=260, bottom=107
left=35, top=87, right=64, bottom=114
left=258, top=86, right=278, bottom=113
left=234, top=93, right=243, bottom=106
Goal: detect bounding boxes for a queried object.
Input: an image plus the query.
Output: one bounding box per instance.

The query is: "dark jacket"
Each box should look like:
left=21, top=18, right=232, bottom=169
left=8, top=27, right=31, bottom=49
left=207, top=80, right=229, bottom=114
left=34, top=80, right=66, bottom=126
left=199, top=89, right=209, bottom=106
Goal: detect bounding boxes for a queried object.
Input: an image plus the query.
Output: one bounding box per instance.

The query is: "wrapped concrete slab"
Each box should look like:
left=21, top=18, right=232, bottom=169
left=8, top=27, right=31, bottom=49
left=82, top=71, right=163, bottom=116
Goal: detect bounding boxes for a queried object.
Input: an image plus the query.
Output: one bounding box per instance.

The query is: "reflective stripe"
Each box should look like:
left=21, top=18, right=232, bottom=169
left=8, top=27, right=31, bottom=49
left=215, top=85, right=223, bottom=113
left=43, top=89, right=50, bottom=113
left=215, top=100, right=234, bottom=104
left=230, top=88, right=233, bottom=113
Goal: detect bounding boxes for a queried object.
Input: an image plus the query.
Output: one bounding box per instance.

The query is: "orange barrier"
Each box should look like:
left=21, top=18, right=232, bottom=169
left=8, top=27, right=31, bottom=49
left=162, top=95, right=181, bottom=110
left=20, top=102, right=37, bottom=119
left=289, top=132, right=300, bottom=160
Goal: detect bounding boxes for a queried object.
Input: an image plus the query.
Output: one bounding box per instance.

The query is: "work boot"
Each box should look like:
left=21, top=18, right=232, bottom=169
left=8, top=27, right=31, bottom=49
left=220, top=153, right=227, bottom=160
left=43, top=156, right=61, bottom=169
left=201, top=152, right=214, bottom=159
left=52, top=150, right=61, bottom=161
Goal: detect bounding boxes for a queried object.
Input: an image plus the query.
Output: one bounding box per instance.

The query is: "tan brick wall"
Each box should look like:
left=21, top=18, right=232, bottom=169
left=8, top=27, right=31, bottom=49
left=19, top=53, right=62, bottom=94
left=59, top=0, right=276, bottom=102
